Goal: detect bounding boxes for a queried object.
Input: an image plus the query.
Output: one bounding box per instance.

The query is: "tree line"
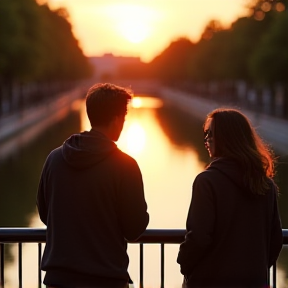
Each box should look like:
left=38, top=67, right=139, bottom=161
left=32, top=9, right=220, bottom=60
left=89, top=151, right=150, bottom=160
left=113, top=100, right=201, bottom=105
left=120, top=0, right=287, bottom=85
left=0, top=0, right=92, bottom=82
left=0, top=0, right=93, bottom=116
left=118, top=0, right=288, bottom=118
left=0, top=0, right=287, bottom=117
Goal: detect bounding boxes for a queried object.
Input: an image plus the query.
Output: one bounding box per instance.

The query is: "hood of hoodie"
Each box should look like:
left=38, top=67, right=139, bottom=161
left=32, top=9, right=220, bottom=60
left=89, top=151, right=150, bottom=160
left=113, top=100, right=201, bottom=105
left=62, top=129, right=117, bottom=169
left=207, top=157, right=247, bottom=189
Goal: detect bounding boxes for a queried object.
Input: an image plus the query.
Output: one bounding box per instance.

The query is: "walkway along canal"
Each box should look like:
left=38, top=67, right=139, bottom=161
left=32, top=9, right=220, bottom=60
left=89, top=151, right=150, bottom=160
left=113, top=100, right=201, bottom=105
left=159, top=87, right=288, bottom=156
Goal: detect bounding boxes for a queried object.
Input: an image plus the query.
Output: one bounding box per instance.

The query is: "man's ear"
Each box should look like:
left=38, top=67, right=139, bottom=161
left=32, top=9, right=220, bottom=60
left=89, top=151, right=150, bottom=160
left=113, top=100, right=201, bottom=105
left=111, top=115, right=125, bottom=141
left=112, top=116, right=120, bottom=127
left=110, top=115, right=120, bottom=125
left=115, top=114, right=125, bottom=124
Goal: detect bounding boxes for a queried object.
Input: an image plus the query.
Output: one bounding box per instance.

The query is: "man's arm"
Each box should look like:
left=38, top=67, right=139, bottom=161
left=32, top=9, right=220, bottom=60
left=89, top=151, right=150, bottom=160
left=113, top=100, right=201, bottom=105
left=117, top=158, right=149, bottom=241
left=36, top=161, right=49, bottom=225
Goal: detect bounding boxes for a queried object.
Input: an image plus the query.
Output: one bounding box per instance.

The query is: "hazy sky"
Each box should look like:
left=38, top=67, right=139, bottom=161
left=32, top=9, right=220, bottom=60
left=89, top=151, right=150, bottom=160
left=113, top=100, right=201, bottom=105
left=46, top=0, right=250, bottom=62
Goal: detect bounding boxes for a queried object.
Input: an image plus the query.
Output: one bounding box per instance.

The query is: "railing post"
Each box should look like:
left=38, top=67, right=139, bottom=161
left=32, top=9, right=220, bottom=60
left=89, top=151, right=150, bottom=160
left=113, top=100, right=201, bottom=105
left=139, top=243, right=143, bottom=288
left=18, top=243, right=22, bottom=288
left=0, top=243, right=4, bottom=288
left=272, top=264, right=277, bottom=288
left=38, top=243, right=42, bottom=288
left=160, top=243, right=164, bottom=288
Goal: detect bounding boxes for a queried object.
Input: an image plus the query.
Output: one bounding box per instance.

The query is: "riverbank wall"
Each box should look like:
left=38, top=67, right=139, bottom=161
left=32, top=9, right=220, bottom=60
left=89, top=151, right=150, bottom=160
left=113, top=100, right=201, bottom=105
left=159, top=87, right=288, bottom=156
left=0, top=86, right=87, bottom=160
left=0, top=82, right=287, bottom=159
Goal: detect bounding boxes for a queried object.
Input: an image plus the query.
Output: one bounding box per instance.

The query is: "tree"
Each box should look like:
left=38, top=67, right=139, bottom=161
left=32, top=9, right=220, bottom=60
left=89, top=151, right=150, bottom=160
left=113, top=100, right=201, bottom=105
left=36, top=4, right=93, bottom=81
left=0, top=0, right=43, bottom=81
left=0, top=0, right=92, bottom=83
left=249, top=10, right=288, bottom=85
left=149, top=37, right=195, bottom=83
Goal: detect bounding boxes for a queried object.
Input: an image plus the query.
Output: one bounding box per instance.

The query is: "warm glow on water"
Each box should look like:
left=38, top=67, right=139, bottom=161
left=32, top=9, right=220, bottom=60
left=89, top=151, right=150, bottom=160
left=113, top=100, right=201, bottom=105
left=110, top=98, right=206, bottom=287
left=125, top=122, right=146, bottom=155
left=79, top=97, right=205, bottom=231
left=119, top=107, right=205, bottom=287
left=16, top=97, right=203, bottom=288
left=131, top=96, right=163, bottom=109
left=4, top=97, right=286, bottom=288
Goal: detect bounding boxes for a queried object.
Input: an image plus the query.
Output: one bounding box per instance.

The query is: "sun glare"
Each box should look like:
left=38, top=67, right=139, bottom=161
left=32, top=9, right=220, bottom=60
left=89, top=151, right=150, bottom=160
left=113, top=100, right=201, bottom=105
left=119, top=20, right=150, bottom=43
left=104, top=4, right=158, bottom=43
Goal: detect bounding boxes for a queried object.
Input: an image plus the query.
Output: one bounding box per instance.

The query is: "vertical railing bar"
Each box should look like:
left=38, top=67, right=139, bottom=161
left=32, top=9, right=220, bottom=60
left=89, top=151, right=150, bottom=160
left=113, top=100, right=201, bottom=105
left=273, top=263, right=277, bottom=288
left=38, top=243, right=42, bottom=288
left=1, top=243, right=4, bottom=288
left=139, top=243, right=144, bottom=288
left=160, top=243, right=164, bottom=288
left=18, top=243, right=22, bottom=288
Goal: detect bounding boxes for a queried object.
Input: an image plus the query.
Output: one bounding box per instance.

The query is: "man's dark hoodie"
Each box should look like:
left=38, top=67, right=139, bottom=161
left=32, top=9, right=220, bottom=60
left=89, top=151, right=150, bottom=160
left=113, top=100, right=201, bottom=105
left=37, top=129, right=149, bottom=287
left=177, top=157, right=282, bottom=288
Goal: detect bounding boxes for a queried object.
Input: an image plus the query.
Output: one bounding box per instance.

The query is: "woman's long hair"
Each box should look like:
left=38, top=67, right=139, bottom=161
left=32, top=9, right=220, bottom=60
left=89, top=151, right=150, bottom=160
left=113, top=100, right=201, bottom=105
left=205, top=108, right=276, bottom=195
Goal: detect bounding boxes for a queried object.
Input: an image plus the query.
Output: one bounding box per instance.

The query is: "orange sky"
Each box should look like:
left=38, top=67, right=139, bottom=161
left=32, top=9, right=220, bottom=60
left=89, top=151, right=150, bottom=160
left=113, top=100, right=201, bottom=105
left=46, top=0, right=250, bottom=62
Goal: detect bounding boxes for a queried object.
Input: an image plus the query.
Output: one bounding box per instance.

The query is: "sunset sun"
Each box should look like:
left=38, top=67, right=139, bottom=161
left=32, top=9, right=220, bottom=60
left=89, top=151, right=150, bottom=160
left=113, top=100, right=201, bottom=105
left=119, top=20, right=150, bottom=43
left=104, top=4, right=158, bottom=44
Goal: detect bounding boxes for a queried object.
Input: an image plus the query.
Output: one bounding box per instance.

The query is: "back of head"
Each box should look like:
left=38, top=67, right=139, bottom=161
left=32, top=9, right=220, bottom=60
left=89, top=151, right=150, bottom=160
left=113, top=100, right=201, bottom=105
left=86, top=83, right=133, bottom=127
left=205, top=108, right=276, bottom=194
left=209, top=108, right=257, bottom=158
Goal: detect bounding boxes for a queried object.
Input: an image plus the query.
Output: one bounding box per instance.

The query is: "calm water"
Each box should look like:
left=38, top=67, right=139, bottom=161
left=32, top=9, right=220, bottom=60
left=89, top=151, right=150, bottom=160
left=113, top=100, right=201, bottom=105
left=0, top=96, right=287, bottom=288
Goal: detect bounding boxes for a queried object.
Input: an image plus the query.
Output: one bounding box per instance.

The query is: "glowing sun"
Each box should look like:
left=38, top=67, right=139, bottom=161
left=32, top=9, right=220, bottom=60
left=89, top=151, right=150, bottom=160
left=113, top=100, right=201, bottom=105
left=105, top=4, right=158, bottom=43
left=119, top=20, right=150, bottom=43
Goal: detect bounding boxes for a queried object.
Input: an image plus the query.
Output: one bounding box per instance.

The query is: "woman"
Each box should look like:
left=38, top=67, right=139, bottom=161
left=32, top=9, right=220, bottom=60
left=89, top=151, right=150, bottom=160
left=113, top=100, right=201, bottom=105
left=177, top=108, right=283, bottom=288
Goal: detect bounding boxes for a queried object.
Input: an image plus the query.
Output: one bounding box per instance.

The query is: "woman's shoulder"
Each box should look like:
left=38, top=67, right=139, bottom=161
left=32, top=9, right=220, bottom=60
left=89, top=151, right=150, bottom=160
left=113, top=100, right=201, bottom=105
left=194, top=168, right=220, bottom=184
left=266, top=178, right=279, bottom=195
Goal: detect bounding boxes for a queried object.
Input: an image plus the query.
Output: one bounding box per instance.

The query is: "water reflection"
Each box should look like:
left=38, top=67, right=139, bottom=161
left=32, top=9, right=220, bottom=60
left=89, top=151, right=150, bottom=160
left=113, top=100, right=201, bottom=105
left=1, top=112, right=81, bottom=288
left=79, top=96, right=206, bottom=231
left=131, top=96, right=163, bottom=109
left=121, top=101, right=206, bottom=287
left=1, top=96, right=288, bottom=288
left=77, top=96, right=206, bottom=287
left=125, top=122, right=146, bottom=155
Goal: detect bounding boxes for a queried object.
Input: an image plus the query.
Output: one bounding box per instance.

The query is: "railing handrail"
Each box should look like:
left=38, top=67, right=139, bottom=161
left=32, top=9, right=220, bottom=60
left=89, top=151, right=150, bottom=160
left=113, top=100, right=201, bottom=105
left=1, top=228, right=287, bottom=288
left=0, top=228, right=288, bottom=243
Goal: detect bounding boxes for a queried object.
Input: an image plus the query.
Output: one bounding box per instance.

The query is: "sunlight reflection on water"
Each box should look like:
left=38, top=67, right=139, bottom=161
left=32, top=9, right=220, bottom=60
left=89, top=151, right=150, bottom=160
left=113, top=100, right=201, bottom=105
left=4, top=96, right=286, bottom=288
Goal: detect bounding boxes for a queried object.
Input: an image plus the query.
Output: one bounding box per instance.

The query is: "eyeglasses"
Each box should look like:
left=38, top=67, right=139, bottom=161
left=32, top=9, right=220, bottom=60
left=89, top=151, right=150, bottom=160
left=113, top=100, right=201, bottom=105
left=204, top=129, right=213, bottom=144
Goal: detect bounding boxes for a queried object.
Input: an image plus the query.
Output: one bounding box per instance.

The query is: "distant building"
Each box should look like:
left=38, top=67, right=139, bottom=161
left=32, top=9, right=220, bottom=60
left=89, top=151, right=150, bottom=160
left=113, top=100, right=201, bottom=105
left=89, top=53, right=141, bottom=81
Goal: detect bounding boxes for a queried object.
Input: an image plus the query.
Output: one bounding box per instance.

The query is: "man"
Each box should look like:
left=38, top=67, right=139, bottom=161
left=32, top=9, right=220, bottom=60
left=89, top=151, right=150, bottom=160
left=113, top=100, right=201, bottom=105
left=37, top=83, right=149, bottom=287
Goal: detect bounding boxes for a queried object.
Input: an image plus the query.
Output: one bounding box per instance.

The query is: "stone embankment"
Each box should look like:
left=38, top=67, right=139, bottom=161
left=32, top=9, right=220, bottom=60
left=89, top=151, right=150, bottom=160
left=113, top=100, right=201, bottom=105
left=0, top=83, right=287, bottom=158
left=0, top=86, right=86, bottom=160
left=159, top=87, right=288, bottom=156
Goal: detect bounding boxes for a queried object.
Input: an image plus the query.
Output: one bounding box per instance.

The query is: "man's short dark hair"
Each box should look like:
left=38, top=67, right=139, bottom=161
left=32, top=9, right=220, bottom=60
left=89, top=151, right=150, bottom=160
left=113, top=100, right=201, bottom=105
left=86, top=83, right=133, bottom=127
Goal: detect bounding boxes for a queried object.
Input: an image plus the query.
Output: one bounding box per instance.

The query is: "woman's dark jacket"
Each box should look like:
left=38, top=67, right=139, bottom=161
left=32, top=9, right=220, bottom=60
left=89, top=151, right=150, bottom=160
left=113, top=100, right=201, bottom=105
left=177, top=157, right=283, bottom=288
left=37, top=129, right=149, bottom=287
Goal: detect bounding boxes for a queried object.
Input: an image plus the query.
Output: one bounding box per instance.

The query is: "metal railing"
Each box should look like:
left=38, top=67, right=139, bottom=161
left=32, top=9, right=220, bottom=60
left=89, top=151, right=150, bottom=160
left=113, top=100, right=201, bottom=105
left=0, top=228, right=287, bottom=288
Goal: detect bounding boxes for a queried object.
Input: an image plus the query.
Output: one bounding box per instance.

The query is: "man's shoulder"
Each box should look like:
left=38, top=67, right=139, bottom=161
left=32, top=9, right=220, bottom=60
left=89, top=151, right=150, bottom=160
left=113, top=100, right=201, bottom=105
left=45, top=146, right=63, bottom=164
left=48, top=146, right=62, bottom=157
left=112, top=149, right=141, bottom=173
left=114, top=148, right=137, bottom=163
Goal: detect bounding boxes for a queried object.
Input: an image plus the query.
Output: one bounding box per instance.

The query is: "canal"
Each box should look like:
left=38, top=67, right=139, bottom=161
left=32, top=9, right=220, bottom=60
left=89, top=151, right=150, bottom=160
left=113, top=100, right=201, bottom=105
left=0, top=95, right=287, bottom=288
